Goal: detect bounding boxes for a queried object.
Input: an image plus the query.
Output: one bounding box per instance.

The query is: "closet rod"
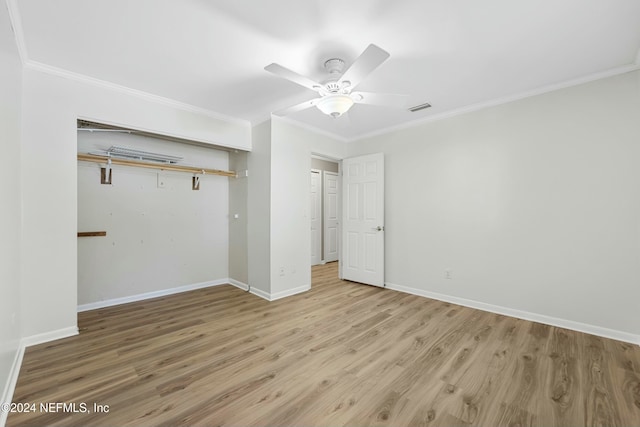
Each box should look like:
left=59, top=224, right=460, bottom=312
left=77, top=153, right=236, bottom=177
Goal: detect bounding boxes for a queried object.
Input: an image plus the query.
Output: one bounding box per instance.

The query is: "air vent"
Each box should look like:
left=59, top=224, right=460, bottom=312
left=408, top=102, right=432, bottom=112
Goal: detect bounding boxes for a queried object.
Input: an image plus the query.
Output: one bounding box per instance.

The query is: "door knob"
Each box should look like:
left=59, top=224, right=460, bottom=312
left=373, top=226, right=384, bottom=231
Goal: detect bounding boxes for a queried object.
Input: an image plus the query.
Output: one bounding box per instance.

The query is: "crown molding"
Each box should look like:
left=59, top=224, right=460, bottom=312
left=8, top=0, right=250, bottom=129
left=17, top=58, right=640, bottom=145
left=5, top=0, right=28, bottom=64
left=250, top=112, right=275, bottom=127
left=8, top=0, right=639, bottom=144
left=271, top=115, right=349, bottom=143
left=24, top=59, right=251, bottom=127
left=351, top=63, right=640, bottom=143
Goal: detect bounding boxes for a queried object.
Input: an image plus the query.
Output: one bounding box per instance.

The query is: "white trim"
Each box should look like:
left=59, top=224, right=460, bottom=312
left=248, top=284, right=313, bottom=302
left=311, top=153, right=342, bottom=163
left=271, top=115, right=349, bottom=143
left=24, top=60, right=250, bottom=128
left=249, top=287, right=271, bottom=301
left=0, top=343, right=24, bottom=427
left=311, top=168, right=323, bottom=267
left=251, top=116, right=272, bottom=129
left=322, top=170, right=340, bottom=264
left=270, top=284, right=311, bottom=301
left=5, top=0, right=28, bottom=65
left=76, top=114, right=249, bottom=153
left=351, top=64, right=640, bottom=143
left=77, top=279, right=229, bottom=312
left=228, top=279, right=249, bottom=291
left=7, top=0, right=639, bottom=148
left=2, top=328, right=78, bottom=425
left=385, top=282, right=640, bottom=346
left=21, top=327, right=79, bottom=348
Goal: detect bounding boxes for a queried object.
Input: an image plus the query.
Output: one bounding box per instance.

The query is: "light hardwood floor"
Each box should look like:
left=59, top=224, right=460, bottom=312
left=8, top=262, right=640, bottom=426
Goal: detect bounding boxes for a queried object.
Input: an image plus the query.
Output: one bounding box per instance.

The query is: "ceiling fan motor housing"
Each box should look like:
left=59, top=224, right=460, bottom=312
left=323, top=58, right=345, bottom=74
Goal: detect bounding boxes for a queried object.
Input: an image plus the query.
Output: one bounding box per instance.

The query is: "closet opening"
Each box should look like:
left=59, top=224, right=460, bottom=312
left=76, top=119, right=241, bottom=314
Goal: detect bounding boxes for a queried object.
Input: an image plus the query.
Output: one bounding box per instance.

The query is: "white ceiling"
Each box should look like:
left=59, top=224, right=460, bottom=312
left=11, top=0, right=640, bottom=140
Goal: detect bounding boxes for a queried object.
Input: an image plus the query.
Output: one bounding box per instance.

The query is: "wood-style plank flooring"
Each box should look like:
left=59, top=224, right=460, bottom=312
left=8, top=262, right=640, bottom=426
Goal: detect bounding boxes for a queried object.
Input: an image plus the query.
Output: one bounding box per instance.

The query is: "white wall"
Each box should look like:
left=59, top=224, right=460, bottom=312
left=0, top=0, right=23, bottom=413
left=247, top=120, right=271, bottom=295
left=77, top=131, right=229, bottom=306
left=245, top=118, right=346, bottom=299
left=270, top=123, right=313, bottom=294
left=269, top=119, right=346, bottom=296
left=348, top=70, right=640, bottom=341
left=20, top=68, right=250, bottom=338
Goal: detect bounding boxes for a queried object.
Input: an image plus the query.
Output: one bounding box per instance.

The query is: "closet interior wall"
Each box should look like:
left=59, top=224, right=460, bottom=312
left=77, top=130, right=230, bottom=308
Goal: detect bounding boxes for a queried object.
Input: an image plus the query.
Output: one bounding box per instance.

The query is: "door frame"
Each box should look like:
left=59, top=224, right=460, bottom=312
left=310, top=153, right=343, bottom=279
left=310, top=168, right=322, bottom=266
left=323, top=170, right=340, bottom=263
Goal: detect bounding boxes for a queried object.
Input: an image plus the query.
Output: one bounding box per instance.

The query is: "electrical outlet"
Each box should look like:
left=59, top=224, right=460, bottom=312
left=445, top=269, right=453, bottom=280
left=279, top=267, right=285, bottom=277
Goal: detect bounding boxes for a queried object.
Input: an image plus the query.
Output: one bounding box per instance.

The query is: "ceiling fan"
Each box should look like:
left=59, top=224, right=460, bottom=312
left=265, top=44, right=407, bottom=118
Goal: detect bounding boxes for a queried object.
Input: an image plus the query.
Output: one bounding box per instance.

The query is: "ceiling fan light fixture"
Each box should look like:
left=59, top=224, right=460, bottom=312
left=316, top=94, right=354, bottom=118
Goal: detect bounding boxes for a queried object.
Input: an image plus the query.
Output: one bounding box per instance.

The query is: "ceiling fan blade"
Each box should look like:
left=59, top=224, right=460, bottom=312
left=273, top=98, right=320, bottom=116
left=338, top=44, right=390, bottom=90
left=351, top=92, right=409, bottom=108
left=265, top=63, right=323, bottom=92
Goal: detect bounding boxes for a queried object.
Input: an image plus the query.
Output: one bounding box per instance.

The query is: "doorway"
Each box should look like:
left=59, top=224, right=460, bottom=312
left=310, top=156, right=340, bottom=267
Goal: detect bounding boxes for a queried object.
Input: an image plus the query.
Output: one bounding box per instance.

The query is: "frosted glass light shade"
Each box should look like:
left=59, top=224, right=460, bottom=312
left=316, top=94, right=354, bottom=118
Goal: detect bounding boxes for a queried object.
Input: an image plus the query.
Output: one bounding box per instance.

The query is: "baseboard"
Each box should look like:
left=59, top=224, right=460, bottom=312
left=77, top=278, right=312, bottom=310
left=0, top=343, right=24, bottom=427
left=227, top=279, right=249, bottom=291
left=270, top=284, right=311, bottom=301
left=77, top=279, right=230, bottom=312
left=248, top=284, right=311, bottom=301
left=249, top=286, right=271, bottom=301
left=1, top=327, right=78, bottom=426
left=385, top=282, right=640, bottom=346
left=21, top=327, right=79, bottom=348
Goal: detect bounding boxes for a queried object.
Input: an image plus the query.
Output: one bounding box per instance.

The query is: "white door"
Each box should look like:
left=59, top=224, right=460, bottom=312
left=342, top=153, right=384, bottom=286
left=310, top=169, right=322, bottom=266
left=323, top=171, right=339, bottom=262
